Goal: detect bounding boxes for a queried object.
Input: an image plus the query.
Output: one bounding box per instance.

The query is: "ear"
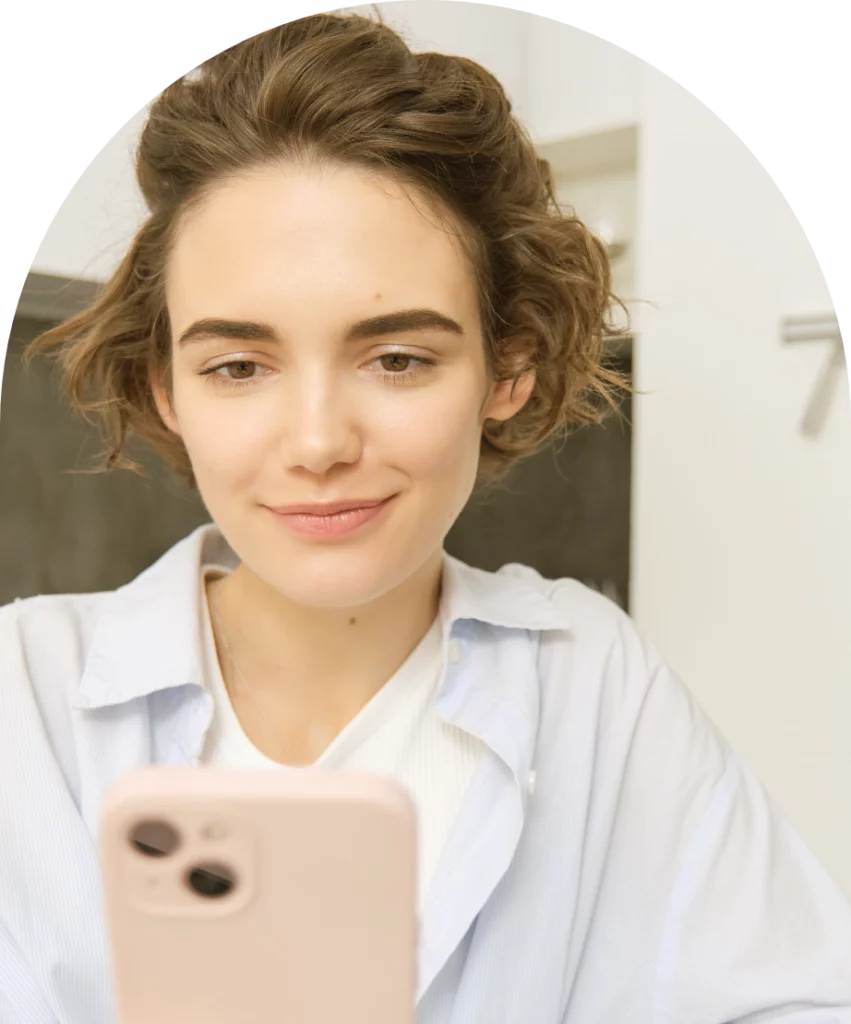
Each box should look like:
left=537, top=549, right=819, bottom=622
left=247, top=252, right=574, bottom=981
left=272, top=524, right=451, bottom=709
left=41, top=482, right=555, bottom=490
left=151, top=366, right=181, bottom=436
left=482, top=340, right=536, bottom=423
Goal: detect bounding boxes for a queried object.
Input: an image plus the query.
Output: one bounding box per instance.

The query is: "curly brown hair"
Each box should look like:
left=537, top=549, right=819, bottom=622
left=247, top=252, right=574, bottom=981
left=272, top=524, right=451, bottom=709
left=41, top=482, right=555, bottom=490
left=28, top=10, right=628, bottom=487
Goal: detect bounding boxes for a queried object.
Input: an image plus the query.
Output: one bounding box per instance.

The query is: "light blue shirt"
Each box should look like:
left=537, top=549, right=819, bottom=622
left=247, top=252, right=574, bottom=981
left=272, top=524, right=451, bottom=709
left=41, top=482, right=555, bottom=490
left=1, top=525, right=850, bottom=1024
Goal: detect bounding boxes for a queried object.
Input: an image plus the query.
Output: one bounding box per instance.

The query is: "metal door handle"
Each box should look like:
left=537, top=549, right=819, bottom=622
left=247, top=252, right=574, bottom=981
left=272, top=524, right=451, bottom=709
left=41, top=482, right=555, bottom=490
left=781, top=314, right=845, bottom=437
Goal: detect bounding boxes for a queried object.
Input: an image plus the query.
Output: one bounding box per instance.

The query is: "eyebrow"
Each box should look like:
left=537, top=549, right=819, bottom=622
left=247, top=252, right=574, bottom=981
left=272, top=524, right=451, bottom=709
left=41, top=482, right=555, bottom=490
left=176, top=309, right=465, bottom=347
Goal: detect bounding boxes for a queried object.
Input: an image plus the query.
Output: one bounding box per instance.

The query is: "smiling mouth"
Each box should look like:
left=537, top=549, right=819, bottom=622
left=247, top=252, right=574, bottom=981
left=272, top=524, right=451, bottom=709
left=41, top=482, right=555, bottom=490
left=262, top=493, right=399, bottom=540
left=267, top=497, right=392, bottom=516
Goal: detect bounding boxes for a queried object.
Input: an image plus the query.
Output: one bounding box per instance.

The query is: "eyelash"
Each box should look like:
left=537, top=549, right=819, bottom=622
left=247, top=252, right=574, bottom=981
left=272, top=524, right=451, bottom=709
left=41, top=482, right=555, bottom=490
left=197, top=352, right=437, bottom=389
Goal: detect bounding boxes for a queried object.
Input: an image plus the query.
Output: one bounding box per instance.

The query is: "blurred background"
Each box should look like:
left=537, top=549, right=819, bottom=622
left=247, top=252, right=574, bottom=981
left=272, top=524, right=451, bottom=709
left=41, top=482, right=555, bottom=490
left=3, top=2, right=850, bottom=894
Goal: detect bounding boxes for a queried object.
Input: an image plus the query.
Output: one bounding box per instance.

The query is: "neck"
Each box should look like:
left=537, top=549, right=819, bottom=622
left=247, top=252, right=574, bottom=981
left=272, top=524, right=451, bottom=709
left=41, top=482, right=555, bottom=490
left=207, top=549, right=444, bottom=763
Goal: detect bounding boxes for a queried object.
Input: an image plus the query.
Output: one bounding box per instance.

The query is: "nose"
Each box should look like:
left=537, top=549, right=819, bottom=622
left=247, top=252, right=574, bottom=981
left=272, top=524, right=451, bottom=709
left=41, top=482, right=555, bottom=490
left=279, top=367, right=362, bottom=476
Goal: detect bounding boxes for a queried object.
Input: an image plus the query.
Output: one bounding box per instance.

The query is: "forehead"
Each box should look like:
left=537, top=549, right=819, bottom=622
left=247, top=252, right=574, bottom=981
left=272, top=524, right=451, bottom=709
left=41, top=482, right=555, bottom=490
left=165, top=163, right=480, bottom=328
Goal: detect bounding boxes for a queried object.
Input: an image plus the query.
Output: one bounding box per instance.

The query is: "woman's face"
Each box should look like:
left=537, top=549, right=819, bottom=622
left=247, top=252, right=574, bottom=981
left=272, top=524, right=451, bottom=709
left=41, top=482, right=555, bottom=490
left=159, top=162, right=531, bottom=609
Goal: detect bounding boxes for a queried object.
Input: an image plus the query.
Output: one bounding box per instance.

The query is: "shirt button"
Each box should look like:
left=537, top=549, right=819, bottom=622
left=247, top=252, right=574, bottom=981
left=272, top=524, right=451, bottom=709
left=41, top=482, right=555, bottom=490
left=448, top=639, right=462, bottom=664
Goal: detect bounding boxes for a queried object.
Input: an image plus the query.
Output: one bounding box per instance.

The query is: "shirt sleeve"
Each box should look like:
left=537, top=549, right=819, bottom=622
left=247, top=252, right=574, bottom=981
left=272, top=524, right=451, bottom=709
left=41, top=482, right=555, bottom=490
left=636, top=658, right=851, bottom=1023
left=0, top=918, right=59, bottom=1024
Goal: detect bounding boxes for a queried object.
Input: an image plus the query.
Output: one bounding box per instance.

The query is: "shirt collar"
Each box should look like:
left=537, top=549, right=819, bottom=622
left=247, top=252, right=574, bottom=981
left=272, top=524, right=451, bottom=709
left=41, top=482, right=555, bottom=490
left=73, top=524, right=569, bottom=711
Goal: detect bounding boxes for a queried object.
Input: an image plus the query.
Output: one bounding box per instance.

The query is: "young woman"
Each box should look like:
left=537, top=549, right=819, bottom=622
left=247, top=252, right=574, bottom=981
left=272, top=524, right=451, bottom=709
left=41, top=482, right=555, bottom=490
left=2, top=12, right=850, bottom=1024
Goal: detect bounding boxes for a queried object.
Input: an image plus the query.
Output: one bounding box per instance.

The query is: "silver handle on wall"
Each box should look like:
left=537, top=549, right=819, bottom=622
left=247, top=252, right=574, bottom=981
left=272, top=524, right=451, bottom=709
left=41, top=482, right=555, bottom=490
left=781, top=314, right=846, bottom=437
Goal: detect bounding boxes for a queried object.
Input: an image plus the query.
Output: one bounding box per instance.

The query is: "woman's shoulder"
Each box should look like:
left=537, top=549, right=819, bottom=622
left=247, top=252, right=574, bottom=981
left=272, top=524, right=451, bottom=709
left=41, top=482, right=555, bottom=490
left=495, top=561, right=646, bottom=651
left=1, top=587, right=112, bottom=636
left=0, top=591, right=116, bottom=809
left=0, top=590, right=112, bottom=699
left=489, top=562, right=666, bottom=709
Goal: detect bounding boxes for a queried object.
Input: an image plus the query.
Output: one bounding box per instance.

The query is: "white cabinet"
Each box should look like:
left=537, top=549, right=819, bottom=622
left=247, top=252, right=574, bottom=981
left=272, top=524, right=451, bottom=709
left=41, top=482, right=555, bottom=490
left=521, top=15, right=641, bottom=143
left=538, top=125, right=637, bottom=305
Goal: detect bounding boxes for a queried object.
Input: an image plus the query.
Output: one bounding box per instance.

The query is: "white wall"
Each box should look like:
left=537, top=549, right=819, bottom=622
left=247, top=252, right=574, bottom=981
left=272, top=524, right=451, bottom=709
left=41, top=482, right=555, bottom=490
left=32, top=106, right=148, bottom=282
left=631, top=68, right=851, bottom=894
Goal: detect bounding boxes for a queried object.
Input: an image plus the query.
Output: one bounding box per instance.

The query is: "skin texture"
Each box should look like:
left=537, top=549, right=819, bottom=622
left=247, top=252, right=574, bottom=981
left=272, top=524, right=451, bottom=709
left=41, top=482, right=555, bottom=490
left=154, top=162, right=534, bottom=763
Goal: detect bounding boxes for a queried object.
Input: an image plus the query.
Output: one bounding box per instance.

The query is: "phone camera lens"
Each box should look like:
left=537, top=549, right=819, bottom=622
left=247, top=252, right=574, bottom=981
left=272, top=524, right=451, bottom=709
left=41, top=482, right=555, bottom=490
left=186, top=862, right=236, bottom=899
left=129, top=820, right=180, bottom=858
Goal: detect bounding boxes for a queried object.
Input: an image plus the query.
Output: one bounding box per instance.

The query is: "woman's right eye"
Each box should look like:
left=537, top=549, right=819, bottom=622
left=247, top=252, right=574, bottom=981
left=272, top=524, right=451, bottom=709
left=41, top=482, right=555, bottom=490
left=200, top=359, right=269, bottom=385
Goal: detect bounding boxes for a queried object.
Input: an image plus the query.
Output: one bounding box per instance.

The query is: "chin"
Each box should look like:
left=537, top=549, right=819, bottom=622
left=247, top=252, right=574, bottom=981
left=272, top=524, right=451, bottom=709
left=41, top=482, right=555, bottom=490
left=285, top=586, right=381, bottom=611
left=249, top=541, right=409, bottom=610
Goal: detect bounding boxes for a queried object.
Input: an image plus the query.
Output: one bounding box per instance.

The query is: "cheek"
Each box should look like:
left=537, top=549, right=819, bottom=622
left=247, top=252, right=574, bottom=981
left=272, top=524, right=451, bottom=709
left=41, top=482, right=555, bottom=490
left=372, top=373, right=485, bottom=483
left=170, top=385, right=274, bottom=490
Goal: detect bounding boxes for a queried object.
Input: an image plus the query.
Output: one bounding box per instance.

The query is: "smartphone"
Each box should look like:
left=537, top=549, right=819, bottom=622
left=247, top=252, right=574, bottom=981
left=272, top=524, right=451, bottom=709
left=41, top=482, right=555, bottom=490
left=99, top=766, right=418, bottom=1024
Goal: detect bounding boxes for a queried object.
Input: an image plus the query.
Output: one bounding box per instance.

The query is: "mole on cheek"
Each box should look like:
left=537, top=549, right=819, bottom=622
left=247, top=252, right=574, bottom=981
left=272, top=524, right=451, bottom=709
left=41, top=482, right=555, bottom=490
left=349, top=617, right=357, bottom=626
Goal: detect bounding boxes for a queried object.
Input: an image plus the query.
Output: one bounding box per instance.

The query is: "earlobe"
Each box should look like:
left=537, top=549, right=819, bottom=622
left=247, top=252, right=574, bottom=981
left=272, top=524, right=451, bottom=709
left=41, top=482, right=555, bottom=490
left=484, top=369, right=536, bottom=423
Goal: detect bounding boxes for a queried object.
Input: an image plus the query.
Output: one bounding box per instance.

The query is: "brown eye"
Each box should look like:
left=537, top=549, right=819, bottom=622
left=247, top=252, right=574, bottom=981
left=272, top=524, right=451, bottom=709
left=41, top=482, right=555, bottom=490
left=383, top=358, right=415, bottom=378
left=369, top=352, right=432, bottom=379
left=223, top=360, right=256, bottom=380
left=203, top=359, right=269, bottom=385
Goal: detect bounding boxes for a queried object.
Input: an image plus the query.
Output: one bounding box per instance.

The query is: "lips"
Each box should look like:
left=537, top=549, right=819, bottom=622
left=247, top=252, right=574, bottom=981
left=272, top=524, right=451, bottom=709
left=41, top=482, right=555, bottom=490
left=267, top=497, right=390, bottom=517
left=266, top=491, right=395, bottom=540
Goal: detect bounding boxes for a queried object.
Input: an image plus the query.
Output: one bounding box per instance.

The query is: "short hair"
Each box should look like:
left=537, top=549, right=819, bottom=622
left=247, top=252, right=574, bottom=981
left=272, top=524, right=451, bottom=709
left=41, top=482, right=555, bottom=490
left=29, top=11, right=628, bottom=487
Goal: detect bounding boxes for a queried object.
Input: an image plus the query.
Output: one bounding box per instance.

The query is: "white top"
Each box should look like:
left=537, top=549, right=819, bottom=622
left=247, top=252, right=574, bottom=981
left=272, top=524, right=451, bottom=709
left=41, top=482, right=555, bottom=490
left=198, top=568, right=484, bottom=910
left=1, top=525, right=850, bottom=1024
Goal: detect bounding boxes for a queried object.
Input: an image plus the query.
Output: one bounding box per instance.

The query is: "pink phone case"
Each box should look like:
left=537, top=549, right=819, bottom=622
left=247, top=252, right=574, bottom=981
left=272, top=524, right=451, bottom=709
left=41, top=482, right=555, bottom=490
left=99, top=767, right=418, bottom=1024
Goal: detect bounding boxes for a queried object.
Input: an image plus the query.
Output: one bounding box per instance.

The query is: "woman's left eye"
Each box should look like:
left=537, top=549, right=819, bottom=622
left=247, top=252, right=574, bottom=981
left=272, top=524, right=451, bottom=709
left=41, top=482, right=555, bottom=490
left=371, top=352, right=433, bottom=379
